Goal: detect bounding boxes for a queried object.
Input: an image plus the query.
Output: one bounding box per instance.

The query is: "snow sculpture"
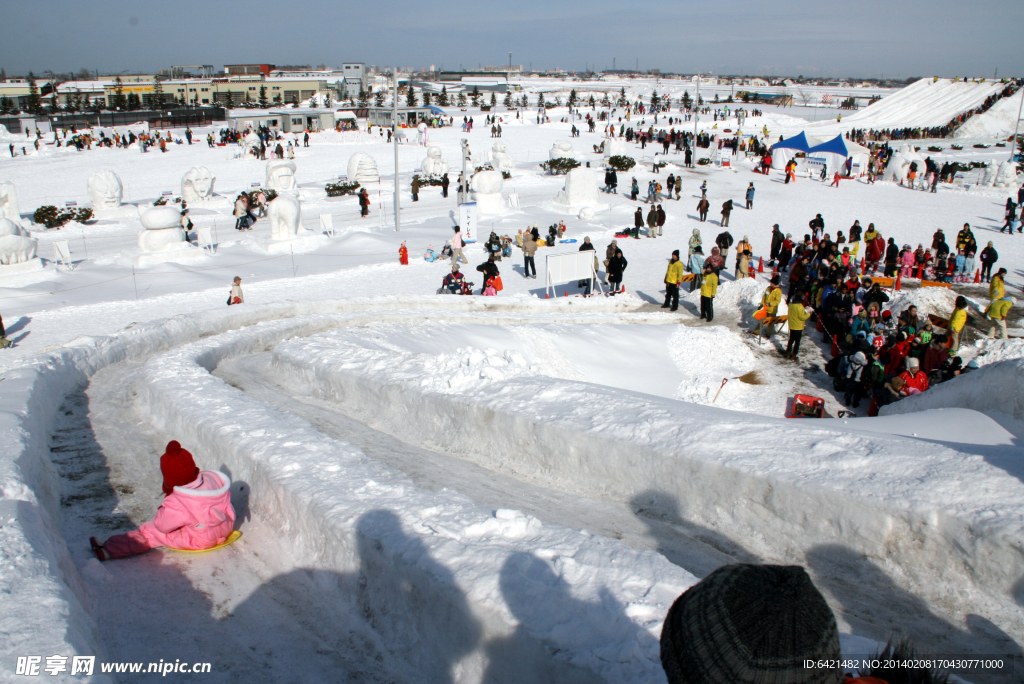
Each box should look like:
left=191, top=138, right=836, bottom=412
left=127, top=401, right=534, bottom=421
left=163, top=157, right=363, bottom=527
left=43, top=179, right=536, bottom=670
left=268, top=193, right=303, bottom=241
left=487, top=143, right=516, bottom=173
left=470, top=170, right=505, bottom=215
left=421, top=146, right=449, bottom=177
left=87, top=170, right=123, bottom=209
left=579, top=206, right=595, bottom=220
left=243, top=131, right=262, bottom=155
left=881, top=145, right=928, bottom=185
left=983, top=161, right=1019, bottom=189
left=347, top=153, right=380, bottom=185
left=549, top=140, right=577, bottom=160
left=181, top=166, right=216, bottom=203
left=554, top=167, right=600, bottom=207
left=606, top=139, right=628, bottom=157
left=0, top=217, right=38, bottom=265
left=266, top=160, right=297, bottom=193
left=138, top=206, right=189, bottom=252
left=0, top=182, right=21, bottom=222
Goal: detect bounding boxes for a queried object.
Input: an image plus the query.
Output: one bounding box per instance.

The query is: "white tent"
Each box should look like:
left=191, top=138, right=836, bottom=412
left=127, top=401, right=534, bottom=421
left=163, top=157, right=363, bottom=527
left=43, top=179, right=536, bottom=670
left=806, top=136, right=872, bottom=177
left=769, top=132, right=826, bottom=170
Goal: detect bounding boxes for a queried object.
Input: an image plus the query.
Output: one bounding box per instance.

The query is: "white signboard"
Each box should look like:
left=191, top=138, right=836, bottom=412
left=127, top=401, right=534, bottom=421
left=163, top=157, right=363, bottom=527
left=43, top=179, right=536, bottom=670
left=196, top=225, right=216, bottom=252
left=458, top=202, right=477, bottom=242
left=53, top=240, right=72, bottom=269
left=319, top=213, right=334, bottom=236
left=804, top=156, right=827, bottom=169
left=545, top=251, right=603, bottom=298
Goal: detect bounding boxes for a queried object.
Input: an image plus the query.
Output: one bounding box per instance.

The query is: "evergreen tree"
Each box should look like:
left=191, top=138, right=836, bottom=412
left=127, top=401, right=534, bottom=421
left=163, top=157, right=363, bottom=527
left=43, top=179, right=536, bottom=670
left=358, top=88, right=369, bottom=107
left=680, top=90, right=692, bottom=109
left=63, top=93, right=75, bottom=112
left=457, top=91, right=467, bottom=107
left=0, top=95, right=13, bottom=114
left=406, top=86, right=417, bottom=107
left=617, top=87, right=627, bottom=106
left=244, top=90, right=253, bottom=107
left=600, top=92, right=611, bottom=108
left=258, top=85, right=268, bottom=107
left=440, top=85, right=450, bottom=106
left=126, top=92, right=141, bottom=110
left=519, top=94, right=528, bottom=108
left=152, top=78, right=163, bottom=107
left=588, top=94, right=595, bottom=108
left=554, top=96, right=562, bottom=107
left=0, top=68, right=6, bottom=82
left=502, top=91, right=512, bottom=108
left=697, top=94, right=704, bottom=106
left=489, top=91, right=496, bottom=108
left=650, top=90, right=660, bottom=109
left=537, top=92, right=546, bottom=108
left=26, top=72, right=42, bottom=114
left=275, top=93, right=284, bottom=105
left=110, top=76, right=126, bottom=110
left=374, top=90, right=386, bottom=107
left=470, top=86, right=480, bottom=106
left=323, top=91, right=332, bottom=109
left=568, top=88, right=577, bottom=107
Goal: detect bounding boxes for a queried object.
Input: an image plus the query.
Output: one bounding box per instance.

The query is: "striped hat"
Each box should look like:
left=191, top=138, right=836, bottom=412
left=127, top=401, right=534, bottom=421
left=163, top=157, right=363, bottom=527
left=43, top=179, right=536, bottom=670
left=660, top=564, right=842, bottom=684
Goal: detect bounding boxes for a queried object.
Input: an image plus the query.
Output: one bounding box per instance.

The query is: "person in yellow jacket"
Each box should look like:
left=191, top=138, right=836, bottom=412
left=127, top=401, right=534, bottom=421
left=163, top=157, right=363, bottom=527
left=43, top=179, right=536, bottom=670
left=662, top=250, right=685, bottom=311
left=948, top=295, right=969, bottom=351
left=989, top=268, right=1006, bottom=300
left=986, top=296, right=1014, bottom=339
left=785, top=290, right=812, bottom=360
left=699, top=264, right=718, bottom=321
left=755, top=276, right=783, bottom=337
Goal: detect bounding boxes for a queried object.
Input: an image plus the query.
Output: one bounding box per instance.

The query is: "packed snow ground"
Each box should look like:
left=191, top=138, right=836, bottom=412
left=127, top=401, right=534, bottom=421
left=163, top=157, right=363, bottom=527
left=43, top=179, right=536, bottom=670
left=2, top=82, right=1024, bottom=683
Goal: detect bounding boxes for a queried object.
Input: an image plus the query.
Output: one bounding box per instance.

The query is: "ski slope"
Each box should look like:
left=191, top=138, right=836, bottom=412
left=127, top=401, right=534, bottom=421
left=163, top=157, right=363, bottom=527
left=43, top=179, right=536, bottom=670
left=954, top=88, right=1024, bottom=139
left=798, top=78, right=1003, bottom=138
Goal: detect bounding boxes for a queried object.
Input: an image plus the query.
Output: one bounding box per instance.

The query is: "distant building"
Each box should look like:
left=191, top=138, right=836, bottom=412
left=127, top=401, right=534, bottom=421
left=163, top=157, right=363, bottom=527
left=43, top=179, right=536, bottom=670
left=365, top=105, right=437, bottom=127
left=228, top=107, right=335, bottom=133
left=96, top=77, right=335, bottom=108
left=225, top=64, right=275, bottom=77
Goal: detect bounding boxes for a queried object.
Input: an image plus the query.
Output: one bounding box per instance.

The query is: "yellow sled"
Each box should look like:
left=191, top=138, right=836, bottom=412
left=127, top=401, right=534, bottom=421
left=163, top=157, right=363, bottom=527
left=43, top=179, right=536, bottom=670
left=167, top=530, right=242, bottom=554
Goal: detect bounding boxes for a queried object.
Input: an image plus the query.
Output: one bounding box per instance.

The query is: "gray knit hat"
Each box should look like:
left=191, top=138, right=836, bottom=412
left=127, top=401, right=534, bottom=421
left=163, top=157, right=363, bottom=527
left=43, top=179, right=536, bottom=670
left=660, top=564, right=842, bottom=684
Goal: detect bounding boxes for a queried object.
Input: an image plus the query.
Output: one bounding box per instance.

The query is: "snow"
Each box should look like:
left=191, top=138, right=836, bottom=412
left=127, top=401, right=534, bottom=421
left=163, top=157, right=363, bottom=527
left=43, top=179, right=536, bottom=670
left=954, top=89, right=1024, bottom=140
left=2, top=78, right=1023, bottom=682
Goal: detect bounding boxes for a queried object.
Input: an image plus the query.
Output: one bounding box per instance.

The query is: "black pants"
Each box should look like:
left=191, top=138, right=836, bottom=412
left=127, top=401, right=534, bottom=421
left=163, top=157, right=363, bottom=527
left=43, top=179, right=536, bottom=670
left=884, top=262, right=897, bottom=277
left=412, top=193, right=418, bottom=202
left=524, top=255, right=536, bottom=277
left=787, top=329, right=803, bottom=356
left=700, top=295, right=714, bottom=320
left=663, top=283, right=679, bottom=310
left=746, top=199, right=753, bottom=209
left=699, top=212, right=707, bottom=221
left=360, top=204, right=368, bottom=216
left=442, top=187, right=448, bottom=197
left=981, top=262, right=993, bottom=281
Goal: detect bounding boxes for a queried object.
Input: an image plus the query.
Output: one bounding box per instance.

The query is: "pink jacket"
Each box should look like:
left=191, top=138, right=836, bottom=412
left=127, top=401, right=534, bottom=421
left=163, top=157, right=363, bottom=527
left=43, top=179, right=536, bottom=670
left=900, top=251, right=915, bottom=266
left=139, top=471, right=235, bottom=550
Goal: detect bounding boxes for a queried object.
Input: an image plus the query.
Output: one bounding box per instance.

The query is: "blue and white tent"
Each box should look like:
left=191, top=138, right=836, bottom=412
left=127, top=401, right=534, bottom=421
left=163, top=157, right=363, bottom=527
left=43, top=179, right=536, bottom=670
left=806, top=135, right=872, bottom=175
left=770, top=131, right=825, bottom=169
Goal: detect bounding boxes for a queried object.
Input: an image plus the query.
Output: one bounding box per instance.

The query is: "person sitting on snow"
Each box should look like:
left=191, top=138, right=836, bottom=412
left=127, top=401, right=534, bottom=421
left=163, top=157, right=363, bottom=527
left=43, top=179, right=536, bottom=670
left=442, top=264, right=467, bottom=294
left=90, top=441, right=235, bottom=561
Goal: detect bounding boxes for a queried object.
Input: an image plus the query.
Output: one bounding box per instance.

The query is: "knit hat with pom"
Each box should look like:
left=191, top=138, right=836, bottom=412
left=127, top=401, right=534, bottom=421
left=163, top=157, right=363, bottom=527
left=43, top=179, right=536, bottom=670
left=160, top=440, right=199, bottom=495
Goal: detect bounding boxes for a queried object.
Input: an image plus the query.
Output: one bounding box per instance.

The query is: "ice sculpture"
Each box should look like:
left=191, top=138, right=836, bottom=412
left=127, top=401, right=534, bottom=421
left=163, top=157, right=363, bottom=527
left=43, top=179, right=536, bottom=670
left=87, top=170, right=124, bottom=209
left=347, top=153, right=380, bottom=185
left=488, top=143, right=516, bottom=173
left=181, top=166, right=216, bottom=203
left=0, top=217, right=38, bottom=265
left=421, top=146, right=449, bottom=177
left=266, top=160, right=297, bottom=193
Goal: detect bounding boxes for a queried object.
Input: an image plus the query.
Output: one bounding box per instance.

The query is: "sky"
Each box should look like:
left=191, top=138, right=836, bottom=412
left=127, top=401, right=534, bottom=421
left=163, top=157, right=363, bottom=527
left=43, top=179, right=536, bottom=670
left=1, top=0, right=1021, bottom=79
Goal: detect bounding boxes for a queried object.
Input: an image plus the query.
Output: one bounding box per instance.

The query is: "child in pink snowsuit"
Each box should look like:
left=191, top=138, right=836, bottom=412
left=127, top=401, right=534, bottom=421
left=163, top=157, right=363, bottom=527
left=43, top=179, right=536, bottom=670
left=91, top=441, right=235, bottom=560
left=900, top=246, right=915, bottom=277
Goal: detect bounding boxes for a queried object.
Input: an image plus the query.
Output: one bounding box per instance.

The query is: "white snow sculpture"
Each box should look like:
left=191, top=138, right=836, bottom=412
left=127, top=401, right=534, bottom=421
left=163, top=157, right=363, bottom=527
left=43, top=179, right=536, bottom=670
left=243, top=131, right=261, bottom=155
left=87, top=170, right=123, bottom=209
left=983, top=161, right=1019, bottom=189
left=470, top=170, right=505, bottom=215
left=421, top=146, right=449, bottom=177
left=181, top=166, right=216, bottom=203
left=554, top=167, right=600, bottom=207
left=881, top=145, right=928, bottom=185
left=0, top=182, right=21, bottom=222
left=487, top=143, right=516, bottom=173
left=606, top=139, right=628, bottom=157
left=579, top=206, right=596, bottom=220
left=138, top=206, right=189, bottom=252
left=0, top=217, right=38, bottom=265
left=549, top=140, right=577, bottom=160
left=268, top=193, right=303, bottom=241
left=347, top=153, right=380, bottom=185
left=266, top=159, right=297, bottom=193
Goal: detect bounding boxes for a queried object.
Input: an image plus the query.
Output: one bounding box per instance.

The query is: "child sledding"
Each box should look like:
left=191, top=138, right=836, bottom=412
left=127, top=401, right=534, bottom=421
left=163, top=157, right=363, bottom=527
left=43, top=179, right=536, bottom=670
left=90, top=441, right=237, bottom=561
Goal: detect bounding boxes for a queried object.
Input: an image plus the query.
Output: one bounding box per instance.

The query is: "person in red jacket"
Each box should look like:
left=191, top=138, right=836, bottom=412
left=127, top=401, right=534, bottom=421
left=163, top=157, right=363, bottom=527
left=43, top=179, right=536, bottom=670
left=399, top=241, right=409, bottom=265
left=898, top=357, right=930, bottom=395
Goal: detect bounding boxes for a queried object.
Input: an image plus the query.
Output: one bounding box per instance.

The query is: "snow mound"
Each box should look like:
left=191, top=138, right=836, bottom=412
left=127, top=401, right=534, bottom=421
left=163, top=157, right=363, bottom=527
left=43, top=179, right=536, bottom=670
left=954, top=89, right=1024, bottom=140
left=887, top=286, right=959, bottom=319
left=668, top=325, right=757, bottom=404
left=682, top=276, right=763, bottom=313
left=879, top=355, right=1024, bottom=423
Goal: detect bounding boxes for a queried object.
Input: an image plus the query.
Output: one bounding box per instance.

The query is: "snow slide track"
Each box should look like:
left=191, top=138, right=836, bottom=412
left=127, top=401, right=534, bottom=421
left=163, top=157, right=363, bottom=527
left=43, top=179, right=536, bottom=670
left=266, top=326, right=1024, bottom=648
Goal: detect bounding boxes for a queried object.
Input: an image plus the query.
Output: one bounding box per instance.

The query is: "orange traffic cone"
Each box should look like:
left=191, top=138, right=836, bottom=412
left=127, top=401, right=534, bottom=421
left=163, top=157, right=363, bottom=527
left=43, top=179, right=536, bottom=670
left=894, top=272, right=901, bottom=291
left=831, top=334, right=839, bottom=358
left=545, top=293, right=549, bottom=299
left=815, top=313, right=824, bottom=332
left=916, top=265, right=923, bottom=280
left=564, top=291, right=568, bottom=297
left=973, top=269, right=980, bottom=284
left=758, top=256, right=764, bottom=273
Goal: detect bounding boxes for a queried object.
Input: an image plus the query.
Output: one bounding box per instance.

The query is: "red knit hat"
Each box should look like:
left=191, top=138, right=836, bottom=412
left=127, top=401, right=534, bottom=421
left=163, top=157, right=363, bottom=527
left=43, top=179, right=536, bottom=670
left=160, top=440, right=199, bottom=495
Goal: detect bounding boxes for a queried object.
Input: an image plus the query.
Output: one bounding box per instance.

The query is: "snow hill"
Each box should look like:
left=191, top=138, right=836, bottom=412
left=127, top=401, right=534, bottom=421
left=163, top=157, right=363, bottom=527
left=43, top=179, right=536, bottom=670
left=800, top=78, right=1002, bottom=137
left=953, top=89, right=1024, bottom=140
